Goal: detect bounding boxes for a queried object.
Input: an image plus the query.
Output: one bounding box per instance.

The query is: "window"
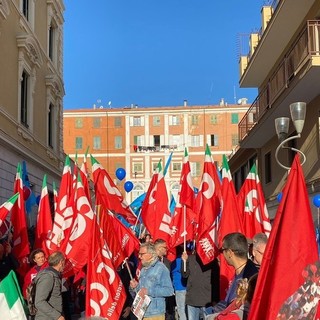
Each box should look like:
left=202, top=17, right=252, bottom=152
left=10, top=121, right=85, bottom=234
left=210, top=134, right=219, bottom=147
left=210, top=115, right=218, bottom=124
left=75, top=137, right=83, bottom=149
left=231, top=134, right=239, bottom=146
left=93, top=136, right=101, bottom=150
left=22, top=0, right=29, bottom=19
left=153, top=135, right=160, bottom=146
left=191, top=115, right=199, bottom=125
left=264, top=152, right=272, bottom=184
left=48, top=22, right=56, bottom=61
left=134, top=135, right=143, bottom=145
left=133, top=116, right=142, bottom=126
left=133, top=163, right=143, bottom=173
left=153, top=116, right=160, bottom=126
left=115, top=136, right=122, bottom=149
left=114, top=117, right=122, bottom=127
left=48, top=103, right=54, bottom=148
left=191, top=162, right=201, bottom=177
left=231, top=113, right=239, bottom=124
left=172, top=162, right=182, bottom=171
left=191, top=135, right=200, bottom=147
left=93, top=117, right=101, bottom=128
left=169, top=115, right=180, bottom=125
left=75, top=118, right=83, bottom=128
left=152, top=162, right=159, bottom=172
left=20, top=70, right=29, bottom=128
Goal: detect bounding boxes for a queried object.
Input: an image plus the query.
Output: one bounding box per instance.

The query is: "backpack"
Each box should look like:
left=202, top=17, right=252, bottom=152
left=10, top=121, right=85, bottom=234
left=26, top=269, right=55, bottom=316
left=26, top=278, right=37, bottom=316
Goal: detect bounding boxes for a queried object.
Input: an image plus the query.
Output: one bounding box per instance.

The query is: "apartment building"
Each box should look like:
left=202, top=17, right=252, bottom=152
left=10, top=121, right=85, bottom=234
left=230, top=0, right=320, bottom=218
left=0, top=0, right=65, bottom=202
left=63, top=101, right=249, bottom=203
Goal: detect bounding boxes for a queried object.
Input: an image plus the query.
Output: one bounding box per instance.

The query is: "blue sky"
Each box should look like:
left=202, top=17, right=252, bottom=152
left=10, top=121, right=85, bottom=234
left=63, top=1, right=263, bottom=109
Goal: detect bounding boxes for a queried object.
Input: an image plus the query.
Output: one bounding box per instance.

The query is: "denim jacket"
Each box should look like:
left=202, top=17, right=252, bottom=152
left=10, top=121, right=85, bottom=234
left=137, top=258, right=174, bottom=317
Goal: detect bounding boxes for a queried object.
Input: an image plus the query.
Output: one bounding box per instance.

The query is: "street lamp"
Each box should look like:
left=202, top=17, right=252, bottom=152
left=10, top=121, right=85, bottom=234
left=275, top=102, right=307, bottom=170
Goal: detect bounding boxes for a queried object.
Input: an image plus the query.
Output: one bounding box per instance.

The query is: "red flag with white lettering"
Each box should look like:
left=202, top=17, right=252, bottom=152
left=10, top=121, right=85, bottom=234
left=34, top=175, right=53, bottom=256
left=169, top=148, right=197, bottom=248
left=141, top=161, right=172, bottom=243
left=85, top=214, right=126, bottom=319
left=195, top=145, right=221, bottom=265
left=249, top=155, right=318, bottom=319
left=61, top=175, right=94, bottom=275
left=237, top=164, right=271, bottom=238
left=218, top=155, right=245, bottom=299
left=49, top=155, right=72, bottom=252
left=91, top=155, right=137, bottom=225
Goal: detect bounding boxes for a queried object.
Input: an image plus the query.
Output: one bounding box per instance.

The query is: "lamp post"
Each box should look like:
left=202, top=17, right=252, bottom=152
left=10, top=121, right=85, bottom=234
left=275, top=102, right=307, bottom=170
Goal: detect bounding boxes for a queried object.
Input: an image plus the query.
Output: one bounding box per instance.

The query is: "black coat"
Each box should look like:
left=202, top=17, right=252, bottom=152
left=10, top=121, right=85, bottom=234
left=181, top=253, right=220, bottom=307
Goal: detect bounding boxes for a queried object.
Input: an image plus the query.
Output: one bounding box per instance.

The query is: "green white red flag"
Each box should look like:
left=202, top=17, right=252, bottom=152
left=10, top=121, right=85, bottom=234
left=0, top=270, right=27, bottom=319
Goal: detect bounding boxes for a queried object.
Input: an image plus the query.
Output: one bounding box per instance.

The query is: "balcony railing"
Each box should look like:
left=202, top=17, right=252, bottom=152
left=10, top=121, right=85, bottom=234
left=239, top=20, right=320, bottom=141
left=133, top=145, right=178, bottom=152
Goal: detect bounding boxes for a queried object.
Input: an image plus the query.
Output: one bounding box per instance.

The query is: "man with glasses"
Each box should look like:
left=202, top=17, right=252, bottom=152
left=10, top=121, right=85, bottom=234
left=252, top=232, right=268, bottom=267
left=154, top=239, right=175, bottom=320
left=130, top=243, right=174, bottom=320
left=205, top=232, right=258, bottom=317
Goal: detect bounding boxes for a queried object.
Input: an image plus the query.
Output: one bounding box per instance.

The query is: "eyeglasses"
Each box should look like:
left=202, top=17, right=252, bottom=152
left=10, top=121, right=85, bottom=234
left=219, top=247, right=228, bottom=253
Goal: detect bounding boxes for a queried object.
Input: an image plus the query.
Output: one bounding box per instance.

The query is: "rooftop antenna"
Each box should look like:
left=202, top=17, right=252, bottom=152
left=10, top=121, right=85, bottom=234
left=233, top=85, right=237, bottom=104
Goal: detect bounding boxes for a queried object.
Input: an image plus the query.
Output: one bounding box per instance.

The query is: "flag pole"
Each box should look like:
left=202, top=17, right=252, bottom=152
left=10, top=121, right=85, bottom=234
left=183, top=205, right=187, bottom=272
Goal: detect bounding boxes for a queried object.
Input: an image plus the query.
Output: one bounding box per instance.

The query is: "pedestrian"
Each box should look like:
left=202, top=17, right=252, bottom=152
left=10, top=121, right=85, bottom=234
left=130, top=242, right=174, bottom=319
left=34, top=251, right=66, bottom=320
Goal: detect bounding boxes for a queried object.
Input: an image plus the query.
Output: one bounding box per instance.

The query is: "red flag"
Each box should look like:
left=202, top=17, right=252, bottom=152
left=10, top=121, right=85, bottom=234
left=104, top=210, right=140, bottom=262
left=85, top=214, right=126, bottom=319
left=91, top=155, right=137, bottom=224
left=195, top=145, right=221, bottom=265
left=218, top=155, right=245, bottom=299
left=11, top=163, right=30, bottom=277
left=34, top=175, right=53, bottom=256
left=61, top=175, right=95, bottom=275
left=169, top=148, right=197, bottom=248
left=248, top=155, right=319, bottom=319
left=49, top=155, right=72, bottom=252
left=237, top=164, right=272, bottom=238
left=141, top=161, right=172, bottom=243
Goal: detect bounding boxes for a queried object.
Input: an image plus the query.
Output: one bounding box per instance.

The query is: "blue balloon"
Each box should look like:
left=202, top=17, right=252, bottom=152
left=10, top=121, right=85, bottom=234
left=116, top=168, right=126, bottom=181
left=124, top=181, right=134, bottom=193
left=313, top=194, right=320, bottom=208
left=277, top=192, right=282, bottom=203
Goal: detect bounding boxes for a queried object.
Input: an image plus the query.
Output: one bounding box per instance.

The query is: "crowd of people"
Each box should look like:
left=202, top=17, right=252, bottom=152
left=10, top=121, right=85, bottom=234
left=0, top=229, right=266, bottom=320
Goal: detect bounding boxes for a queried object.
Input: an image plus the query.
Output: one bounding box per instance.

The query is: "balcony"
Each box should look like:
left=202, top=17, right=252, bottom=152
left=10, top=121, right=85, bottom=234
left=133, top=145, right=178, bottom=152
left=240, top=0, right=316, bottom=87
left=239, top=20, right=320, bottom=148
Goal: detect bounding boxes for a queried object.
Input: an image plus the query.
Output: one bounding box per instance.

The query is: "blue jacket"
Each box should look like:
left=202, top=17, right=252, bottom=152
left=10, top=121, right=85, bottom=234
left=137, top=258, right=174, bottom=317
